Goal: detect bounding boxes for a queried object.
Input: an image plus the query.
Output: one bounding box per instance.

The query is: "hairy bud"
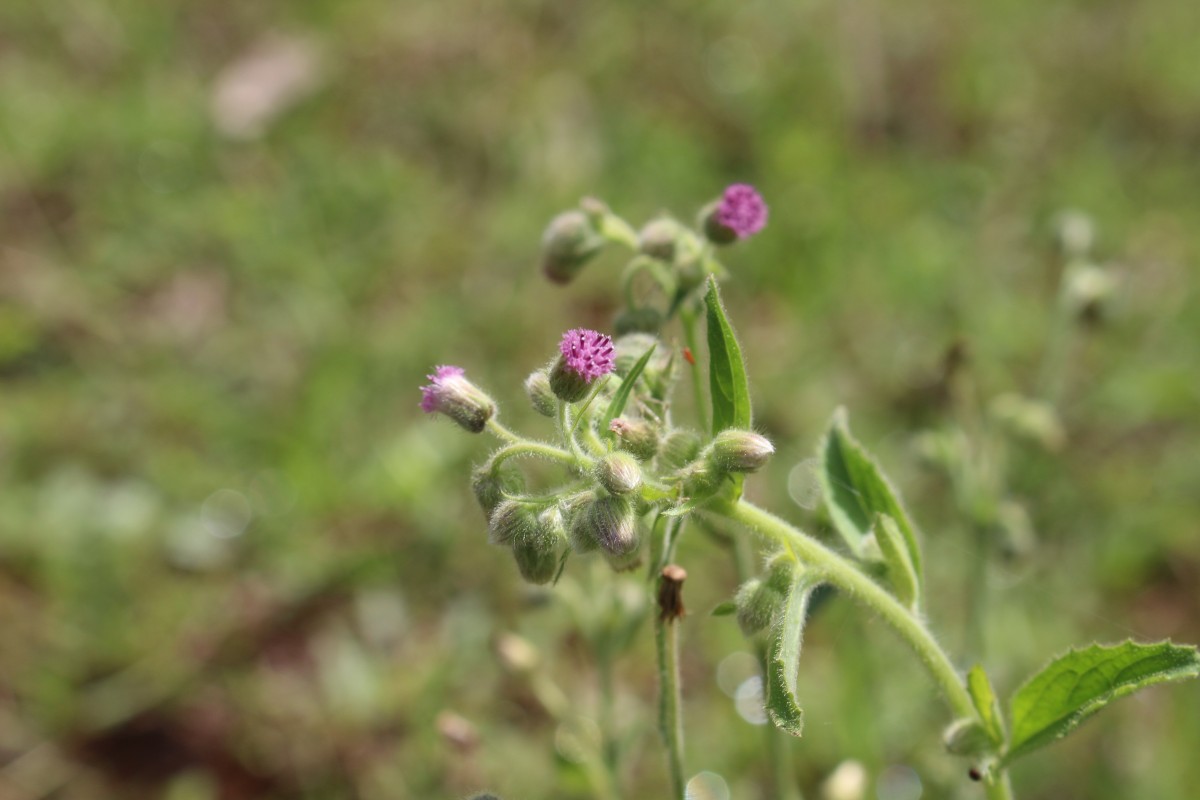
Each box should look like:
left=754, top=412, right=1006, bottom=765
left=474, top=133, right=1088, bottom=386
left=419, top=366, right=496, bottom=433
left=734, top=578, right=777, bottom=636
left=595, top=452, right=642, bottom=495
left=550, top=328, right=616, bottom=403
left=658, top=429, right=703, bottom=471
left=1063, top=262, right=1116, bottom=324
left=541, top=210, right=604, bottom=284
left=710, top=430, right=775, bottom=473
left=989, top=393, right=1066, bottom=452
left=613, top=307, right=663, bottom=336
left=488, top=499, right=536, bottom=546
left=512, top=508, right=563, bottom=585
left=609, top=417, right=659, bottom=461
left=570, top=494, right=637, bottom=557
left=523, top=369, right=557, bottom=417
left=638, top=217, right=685, bottom=262
left=700, top=184, right=768, bottom=245
left=471, top=463, right=525, bottom=519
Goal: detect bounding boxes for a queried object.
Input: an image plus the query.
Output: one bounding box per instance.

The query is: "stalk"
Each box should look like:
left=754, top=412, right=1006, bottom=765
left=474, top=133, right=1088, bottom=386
left=710, top=499, right=1015, bottom=799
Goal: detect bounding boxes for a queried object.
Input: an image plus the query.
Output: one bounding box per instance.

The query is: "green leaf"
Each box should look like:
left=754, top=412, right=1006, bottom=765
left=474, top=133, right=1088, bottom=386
left=874, top=514, right=920, bottom=610
left=1004, top=640, right=1200, bottom=764
left=710, top=600, right=737, bottom=617
left=820, top=408, right=922, bottom=587
left=765, top=569, right=821, bottom=737
left=600, top=343, right=657, bottom=433
left=703, top=277, right=751, bottom=436
left=967, top=665, right=1005, bottom=747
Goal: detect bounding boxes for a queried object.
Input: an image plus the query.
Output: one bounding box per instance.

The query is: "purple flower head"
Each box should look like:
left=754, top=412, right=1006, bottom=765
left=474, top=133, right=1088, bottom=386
left=714, top=184, right=768, bottom=239
left=559, top=328, right=616, bottom=382
left=420, top=365, right=466, bottom=412
left=419, top=365, right=495, bottom=433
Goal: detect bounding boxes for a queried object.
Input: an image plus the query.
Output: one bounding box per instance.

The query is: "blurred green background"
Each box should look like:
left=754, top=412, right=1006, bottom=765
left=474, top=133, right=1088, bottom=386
left=2, top=0, right=1198, bottom=798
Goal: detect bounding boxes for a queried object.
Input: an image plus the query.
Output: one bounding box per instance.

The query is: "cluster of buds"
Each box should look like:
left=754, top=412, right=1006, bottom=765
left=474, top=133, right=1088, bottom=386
left=422, top=186, right=775, bottom=586
left=538, top=185, right=768, bottom=338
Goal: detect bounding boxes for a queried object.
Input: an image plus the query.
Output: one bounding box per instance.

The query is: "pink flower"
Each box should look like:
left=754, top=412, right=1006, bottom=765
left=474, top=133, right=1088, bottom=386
left=420, top=365, right=496, bottom=433
left=714, top=184, right=768, bottom=239
left=559, top=328, right=616, bottom=382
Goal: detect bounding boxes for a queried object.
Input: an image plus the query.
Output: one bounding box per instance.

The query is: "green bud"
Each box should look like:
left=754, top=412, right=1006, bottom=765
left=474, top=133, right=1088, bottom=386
left=512, top=508, right=563, bottom=585
left=570, top=494, right=637, bottom=557
left=613, top=307, right=663, bottom=336
left=595, top=452, right=642, bottom=495
left=699, top=199, right=738, bottom=245
left=523, top=369, right=557, bottom=417
left=608, top=417, right=659, bottom=461
left=548, top=357, right=591, bottom=403
left=541, top=210, right=604, bottom=284
left=1063, top=262, right=1116, bottom=324
left=989, top=393, right=1066, bottom=452
left=563, top=492, right=599, bottom=553
left=488, top=499, right=536, bottom=546
left=675, top=256, right=707, bottom=294
left=943, top=718, right=993, bottom=757
left=734, top=578, right=780, bottom=636
left=471, top=463, right=525, bottom=520
left=710, top=429, right=775, bottom=473
left=637, top=218, right=685, bottom=262
left=764, top=552, right=796, bottom=594
left=658, top=429, right=703, bottom=471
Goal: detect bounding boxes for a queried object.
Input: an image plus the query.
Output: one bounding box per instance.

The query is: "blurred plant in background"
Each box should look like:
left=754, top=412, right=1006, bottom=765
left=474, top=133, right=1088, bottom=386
left=2, top=0, right=1199, bottom=798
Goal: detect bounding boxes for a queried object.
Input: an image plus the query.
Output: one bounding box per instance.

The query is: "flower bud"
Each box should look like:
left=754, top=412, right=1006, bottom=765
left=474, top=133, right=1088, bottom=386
left=608, top=417, right=659, bottom=461
left=419, top=366, right=496, bottom=433
left=512, top=508, right=563, bottom=585
left=541, top=210, right=605, bottom=284
left=764, top=552, right=796, bottom=594
left=613, top=307, right=663, bottom=336
left=638, top=218, right=685, bottom=262
left=700, top=184, right=768, bottom=245
left=570, top=494, right=637, bottom=557
left=1063, top=262, right=1116, bottom=324
left=734, top=578, right=780, bottom=636
left=595, top=452, right=642, bottom=495
left=710, top=429, right=775, bottom=473
left=488, top=499, right=536, bottom=546
left=943, top=718, right=993, bottom=756
left=658, top=429, right=703, bottom=471
left=523, top=369, right=556, bottom=417
left=989, top=393, right=1066, bottom=452
left=550, top=328, right=616, bottom=403
left=471, top=463, right=525, bottom=519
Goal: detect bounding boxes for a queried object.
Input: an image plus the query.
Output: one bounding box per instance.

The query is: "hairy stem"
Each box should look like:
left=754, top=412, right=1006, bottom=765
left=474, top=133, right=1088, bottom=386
left=656, top=610, right=685, bottom=799
left=655, top=519, right=687, bottom=800
left=712, top=499, right=1017, bottom=797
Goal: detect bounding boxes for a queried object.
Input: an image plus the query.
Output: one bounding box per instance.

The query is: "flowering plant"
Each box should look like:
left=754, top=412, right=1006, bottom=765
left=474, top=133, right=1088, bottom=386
left=424, top=187, right=1199, bottom=800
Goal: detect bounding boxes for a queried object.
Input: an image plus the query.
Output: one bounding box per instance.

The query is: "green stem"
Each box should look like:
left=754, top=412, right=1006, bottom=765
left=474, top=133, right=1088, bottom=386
left=489, top=440, right=581, bottom=470
left=656, top=610, right=685, bottom=799
left=679, top=305, right=708, bottom=433
left=713, top=499, right=1016, bottom=797
left=654, top=518, right=687, bottom=800
left=712, top=500, right=974, bottom=718
left=558, top=400, right=589, bottom=463
left=487, top=418, right=523, bottom=443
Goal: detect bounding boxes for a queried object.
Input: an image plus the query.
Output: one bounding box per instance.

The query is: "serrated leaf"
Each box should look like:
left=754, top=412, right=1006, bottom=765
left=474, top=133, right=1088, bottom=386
left=875, top=514, right=920, bottom=609
left=820, top=409, right=922, bottom=587
left=1004, top=640, right=1200, bottom=764
left=710, top=601, right=737, bottom=617
left=600, top=343, right=657, bottom=434
left=967, top=665, right=1005, bottom=747
left=704, top=277, right=751, bottom=436
left=765, top=569, right=821, bottom=737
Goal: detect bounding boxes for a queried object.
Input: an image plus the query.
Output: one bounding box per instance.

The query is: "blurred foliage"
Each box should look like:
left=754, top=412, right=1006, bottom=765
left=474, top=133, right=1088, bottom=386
left=1, top=0, right=1198, bottom=798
